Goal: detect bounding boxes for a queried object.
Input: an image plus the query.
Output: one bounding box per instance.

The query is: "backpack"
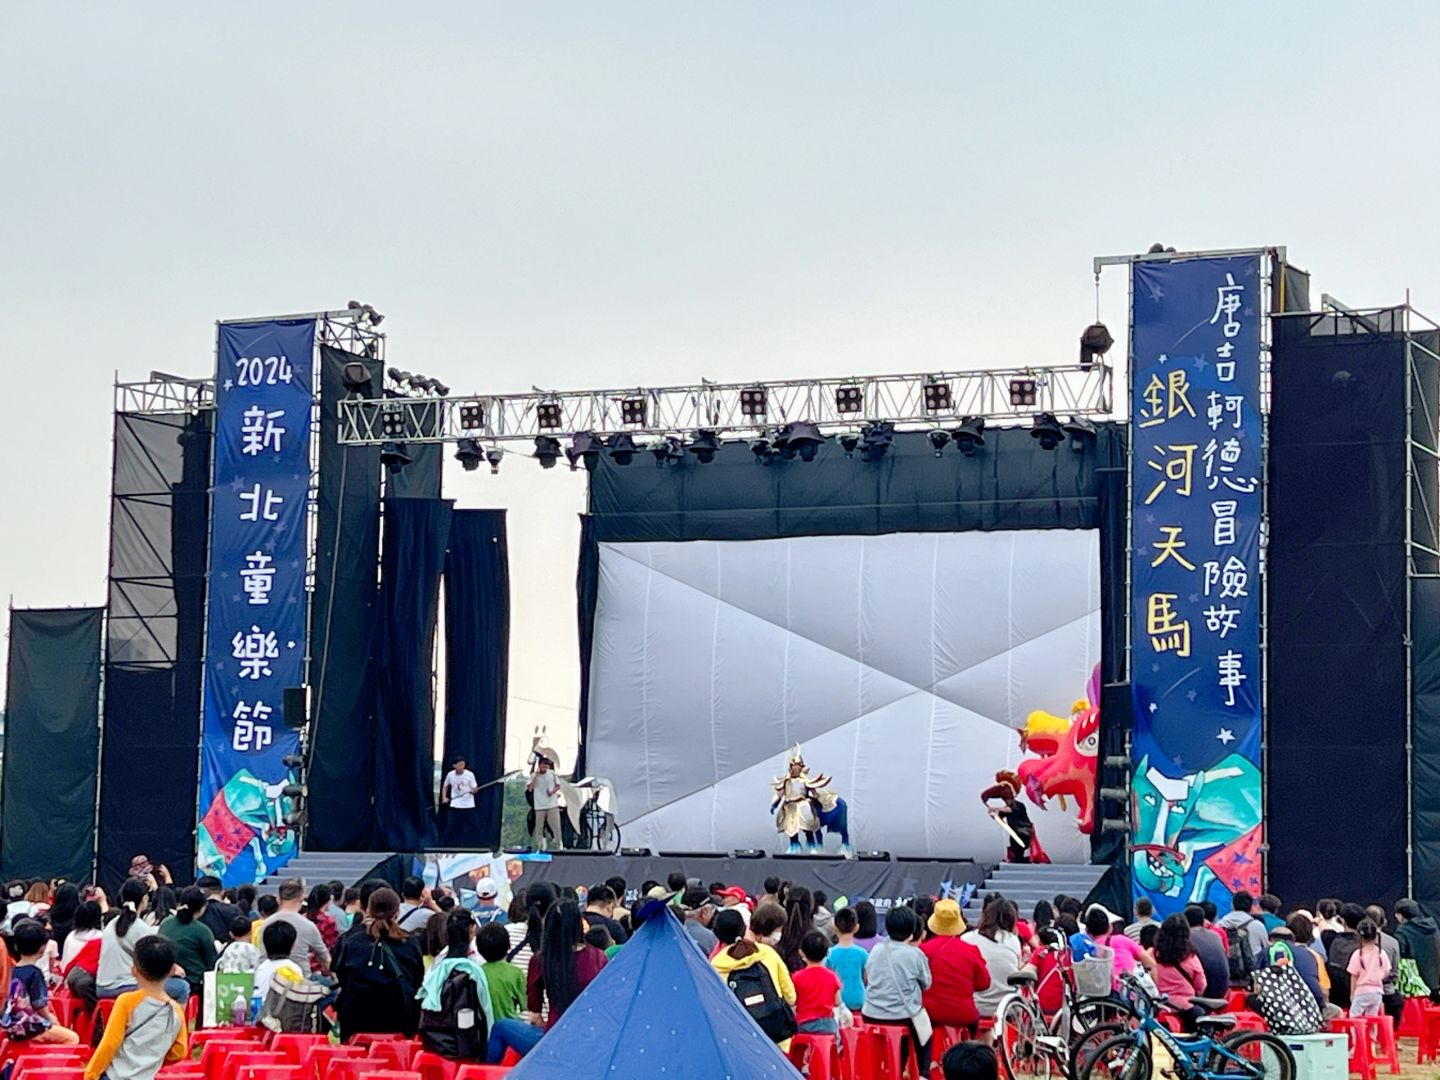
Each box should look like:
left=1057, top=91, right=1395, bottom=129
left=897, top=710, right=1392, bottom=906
left=1250, top=951, right=1322, bottom=1036
left=257, top=969, right=327, bottom=1034
left=1227, top=918, right=1259, bottom=984
left=0, top=972, right=49, bottom=1041
left=419, top=968, right=489, bottom=1060
left=726, top=962, right=796, bottom=1044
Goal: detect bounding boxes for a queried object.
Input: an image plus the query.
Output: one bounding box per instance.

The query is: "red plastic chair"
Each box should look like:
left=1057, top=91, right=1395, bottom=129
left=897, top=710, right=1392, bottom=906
left=1330, top=1017, right=1376, bottom=1080
left=13, top=1058, right=89, bottom=1080
left=202, top=1040, right=270, bottom=1080
left=836, top=1027, right=859, bottom=1080
left=1227, top=1010, right=1267, bottom=1033
left=788, top=1033, right=837, bottom=1080
left=194, top=1029, right=265, bottom=1049
left=12, top=1069, right=86, bottom=1080
left=265, top=1035, right=328, bottom=1065
left=219, top=1050, right=287, bottom=1080
left=854, top=1023, right=919, bottom=1080
left=1363, top=1014, right=1401, bottom=1075
left=350, top=1035, right=403, bottom=1049
left=452, top=1067, right=512, bottom=1080
left=1418, top=1003, right=1440, bottom=1063
left=158, top=1066, right=207, bottom=1080
left=365, top=1042, right=421, bottom=1071
left=354, top=1071, right=421, bottom=1080
left=1400, top=996, right=1427, bottom=1038
left=236, top=1067, right=305, bottom=1080
left=1225, top=989, right=1250, bottom=1011
left=307, top=1045, right=369, bottom=1080
left=411, top=1051, right=459, bottom=1080
left=929, top=1025, right=969, bottom=1065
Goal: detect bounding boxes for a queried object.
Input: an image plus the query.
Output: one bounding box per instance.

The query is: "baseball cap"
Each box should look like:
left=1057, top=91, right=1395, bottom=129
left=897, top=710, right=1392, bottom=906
left=1085, top=903, right=1122, bottom=925
left=715, top=886, right=749, bottom=905
left=475, top=879, right=499, bottom=900
left=681, top=887, right=718, bottom=911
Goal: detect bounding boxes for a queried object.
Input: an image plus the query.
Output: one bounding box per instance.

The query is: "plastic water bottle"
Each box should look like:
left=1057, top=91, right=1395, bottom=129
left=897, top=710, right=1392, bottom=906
left=231, top=992, right=247, bottom=1027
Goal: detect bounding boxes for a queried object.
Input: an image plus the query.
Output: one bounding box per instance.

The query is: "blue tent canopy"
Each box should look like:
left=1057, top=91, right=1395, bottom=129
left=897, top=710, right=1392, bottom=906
left=510, top=904, right=803, bottom=1079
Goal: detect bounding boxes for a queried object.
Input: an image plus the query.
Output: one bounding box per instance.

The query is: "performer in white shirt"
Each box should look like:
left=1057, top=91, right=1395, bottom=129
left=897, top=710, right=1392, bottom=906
left=527, top=753, right=564, bottom=852
left=441, top=756, right=480, bottom=845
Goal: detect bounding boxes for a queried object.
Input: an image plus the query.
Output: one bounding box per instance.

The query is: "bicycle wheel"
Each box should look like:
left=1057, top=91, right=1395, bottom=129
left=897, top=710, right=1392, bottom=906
left=1071, top=996, right=1137, bottom=1036
left=1067, top=1022, right=1126, bottom=1080
left=1214, top=1032, right=1295, bottom=1080
left=1079, top=1033, right=1150, bottom=1080
left=998, top=996, right=1052, bottom=1080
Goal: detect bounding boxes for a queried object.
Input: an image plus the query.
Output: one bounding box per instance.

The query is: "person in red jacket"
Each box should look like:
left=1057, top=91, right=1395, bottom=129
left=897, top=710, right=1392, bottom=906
left=920, top=899, right=992, bottom=1035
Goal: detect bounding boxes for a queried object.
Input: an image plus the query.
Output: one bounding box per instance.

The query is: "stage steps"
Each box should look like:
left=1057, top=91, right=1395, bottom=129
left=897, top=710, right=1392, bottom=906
left=256, top=851, right=396, bottom=895
left=961, top=862, right=1109, bottom=927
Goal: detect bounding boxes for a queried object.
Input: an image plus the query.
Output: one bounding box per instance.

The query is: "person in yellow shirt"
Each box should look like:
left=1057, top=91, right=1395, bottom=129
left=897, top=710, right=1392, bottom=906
left=85, top=937, right=188, bottom=1080
left=711, top=904, right=796, bottom=1051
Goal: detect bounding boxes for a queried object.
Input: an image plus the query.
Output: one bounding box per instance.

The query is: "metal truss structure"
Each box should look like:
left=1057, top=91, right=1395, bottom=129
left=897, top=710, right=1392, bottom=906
left=336, top=363, right=1114, bottom=446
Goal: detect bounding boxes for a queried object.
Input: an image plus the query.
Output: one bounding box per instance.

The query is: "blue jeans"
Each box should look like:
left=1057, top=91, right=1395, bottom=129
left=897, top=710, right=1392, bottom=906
left=487, top=1018, right=543, bottom=1063
left=98, top=978, right=190, bottom=1004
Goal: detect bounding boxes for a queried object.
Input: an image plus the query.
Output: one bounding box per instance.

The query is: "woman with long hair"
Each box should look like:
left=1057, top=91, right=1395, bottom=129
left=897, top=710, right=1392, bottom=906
left=1152, top=913, right=1205, bottom=1030
left=305, top=884, right=340, bottom=960
left=158, top=886, right=217, bottom=1004
left=61, top=901, right=104, bottom=1008
left=777, top=885, right=815, bottom=972
left=25, top=881, right=53, bottom=919
left=145, top=886, right=178, bottom=927
left=332, top=887, right=425, bottom=1038
left=504, top=882, right=556, bottom=979
left=48, top=884, right=81, bottom=950
left=97, top=878, right=190, bottom=1002
left=961, top=896, right=1024, bottom=1019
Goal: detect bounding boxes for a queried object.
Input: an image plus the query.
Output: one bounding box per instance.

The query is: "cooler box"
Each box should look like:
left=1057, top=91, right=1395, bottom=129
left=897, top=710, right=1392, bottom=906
left=1283, top=1032, right=1347, bottom=1080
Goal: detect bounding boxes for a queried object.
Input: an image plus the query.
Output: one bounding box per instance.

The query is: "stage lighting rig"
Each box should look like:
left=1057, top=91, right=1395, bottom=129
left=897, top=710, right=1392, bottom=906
left=740, top=386, right=768, bottom=418
left=1063, top=416, right=1097, bottom=452
left=775, top=420, right=825, bottom=462
left=620, top=396, right=648, bottom=426
left=858, top=422, right=894, bottom=463
left=835, top=385, right=863, bottom=414
left=566, top=432, right=602, bottom=472
left=380, top=407, right=407, bottom=439
left=341, top=361, right=373, bottom=397
left=346, top=299, right=384, bottom=326
left=952, top=416, right=986, bottom=456
left=606, top=433, right=639, bottom=466
left=750, top=437, right=775, bottom=465
left=533, top=436, right=562, bottom=469
left=537, top=401, right=563, bottom=430
left=839, top=433, right=860, bottom=459
left=651, top=436, right=684, bottom=468
left=459, top=403, right=484, bottom=430
left=927, top=429, right=950, bottom=456
left=454, top=438, right=484, bottom=472
left=486, top=446, right=503, bottom=474
left=1031, top=412, right=1064, bottom=450
left=1079, top=322, right=1114, bottom=368
left=1009, top=378, right=1038, bottom=407
left=686, top=429, right=720, bottom=464
left=924, top=379, right=952, bottom=412
left=380, top=441, right=412, bottom=470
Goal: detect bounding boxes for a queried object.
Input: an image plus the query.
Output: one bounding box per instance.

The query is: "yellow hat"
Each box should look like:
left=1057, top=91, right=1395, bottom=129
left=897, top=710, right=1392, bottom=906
left=928, top=898, right=966, bottom=937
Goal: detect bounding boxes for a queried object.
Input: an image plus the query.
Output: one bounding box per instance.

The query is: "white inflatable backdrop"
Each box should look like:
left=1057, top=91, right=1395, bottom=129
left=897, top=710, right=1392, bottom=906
left=585, top=529, right=1101, bottom=862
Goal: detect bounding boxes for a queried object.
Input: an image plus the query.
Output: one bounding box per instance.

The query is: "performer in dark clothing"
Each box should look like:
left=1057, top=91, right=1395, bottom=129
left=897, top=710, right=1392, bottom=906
left=980, top=771, right=1046, bottom=863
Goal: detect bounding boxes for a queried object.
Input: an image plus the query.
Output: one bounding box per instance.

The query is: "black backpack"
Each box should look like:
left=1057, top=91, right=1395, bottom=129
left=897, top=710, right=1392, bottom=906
left=1227, top=918, right=1258, bottom=983
left=419, top=968, right=489, bottom=1060
left=726, top=963, right=797, bottom=1044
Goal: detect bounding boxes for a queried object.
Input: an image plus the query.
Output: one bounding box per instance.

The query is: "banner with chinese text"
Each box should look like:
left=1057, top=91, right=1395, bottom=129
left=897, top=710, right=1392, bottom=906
left=1130, top=256, right=1263, bottom=916
left=197, top=320, right=315, bottom=885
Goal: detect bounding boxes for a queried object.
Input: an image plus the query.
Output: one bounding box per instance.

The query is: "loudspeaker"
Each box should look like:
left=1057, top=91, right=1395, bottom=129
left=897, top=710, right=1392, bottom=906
left=283, top=686, right=308, bottom=730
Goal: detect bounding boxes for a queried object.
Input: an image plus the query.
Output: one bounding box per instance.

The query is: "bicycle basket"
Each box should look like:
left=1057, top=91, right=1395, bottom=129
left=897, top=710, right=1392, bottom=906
left=1072, top=945, right=1115, bottom=998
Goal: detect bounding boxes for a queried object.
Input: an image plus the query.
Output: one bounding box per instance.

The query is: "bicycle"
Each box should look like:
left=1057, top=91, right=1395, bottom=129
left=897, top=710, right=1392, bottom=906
left=1079, top=974, right=1295, bottom=1080
left=995, top=940, right=1137, bottom=1080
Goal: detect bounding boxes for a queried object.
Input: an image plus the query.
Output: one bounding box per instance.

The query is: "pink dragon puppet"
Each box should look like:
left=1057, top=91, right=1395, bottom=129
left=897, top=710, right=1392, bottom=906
left=1015, top=664, right=1102, bottom=834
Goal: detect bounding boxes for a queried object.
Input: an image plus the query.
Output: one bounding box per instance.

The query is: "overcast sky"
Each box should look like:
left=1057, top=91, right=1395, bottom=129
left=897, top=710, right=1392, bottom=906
left=4, top=3, right=1439, bottom=769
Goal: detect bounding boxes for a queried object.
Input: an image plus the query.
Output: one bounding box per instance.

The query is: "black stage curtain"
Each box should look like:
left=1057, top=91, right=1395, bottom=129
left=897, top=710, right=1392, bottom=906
left=1268, top=315, right=1409, bottom=907
left=307, top=347, right=383, bottom=851
left=388, top=444, right=443, bottom=500
left=1092, top=457, right=1133, bottom=878
left=441, top=510, right=510, bottom=847
left=1414, top=578, right=1440, bottom=912
left=573, top=514, right=601, bottom=779
left=373, top=498, right=453, bottom=850
left=100, top=410, right=210, bottom=887
left=2, top=608, right=103, bottom=882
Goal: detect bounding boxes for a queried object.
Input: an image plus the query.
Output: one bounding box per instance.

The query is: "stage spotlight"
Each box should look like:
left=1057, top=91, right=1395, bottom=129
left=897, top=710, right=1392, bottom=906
left=407, top=373, right=429, bottom=391
left=651, top=436, right=684, bottom=467
left=566, top=431, right=602, bottom=472
left=740, top=386, right=768, bottom=418
left=686, top=429, right=721, bottom=464
left=1079, top=323, right=1114, bottom=368
left=927, top=429, right=950, bottom=457
left=380, top=407, right=406, bottom=439
left=281, top=783, right=304, bottom=800
left=380, top=441, right=411, bottom=470
left=1009, top=378, right=1037, bottom=407
left=341, top=362, right=372, bottom=395
left=621, top=396, right=647, bottom=426
left=533, top=436, right=562, bottom=469
left=835, top=385, right=863, bottom=414
left=454, top=438, right=485, bottom=472
left=858, top=422, right=894, bottom=463
left=1063, top=415, right=1097, bottom=452
left=486, top=446, right=504, bottom=474
left=952, top=416, right=986, bottom=456
left=778, top=420, right=826, bottom=462
left=1031, top=412, right=1064, bottom=450
left=839, top=433, right=860, bottom=459
left=432, top=380, right=450, bottom=396
left=750, top=437, right=775, bottom=465
left=606, top=433, right=639, bottom=466
left=537, top=401, right=563, bottom=430
left=924, top=380, right=952, bottom=412
left=459, top=402, right=484, bottom=430
left=347, top=300, right=384, bottom=326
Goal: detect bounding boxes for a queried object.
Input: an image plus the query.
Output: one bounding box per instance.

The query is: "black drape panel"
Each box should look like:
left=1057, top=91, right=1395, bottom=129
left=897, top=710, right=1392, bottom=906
left=388, top=444, right=443, bottom=500
left=100, top=409, right=210, bottom=887
left=442, top=510, right=510, bottom=846
left=2, top=608, right=102, bottom=882
left=574, top=514, right=601, bottom=778
left=1268, top=315, right=1409, bottom=907
left=1092, top=460, right=1133, bottom=875
left=373, top=497, right=453, bottom=850
left=307, top=347, right=383, bottom=851
left=1414, top=577, right=1440, bottom=912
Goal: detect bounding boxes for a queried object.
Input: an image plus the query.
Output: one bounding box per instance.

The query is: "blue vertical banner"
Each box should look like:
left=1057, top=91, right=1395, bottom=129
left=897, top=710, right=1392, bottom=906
left=1130, top=257, right=1264, bottom=916
left=197, top=320, right=315, bottom=885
